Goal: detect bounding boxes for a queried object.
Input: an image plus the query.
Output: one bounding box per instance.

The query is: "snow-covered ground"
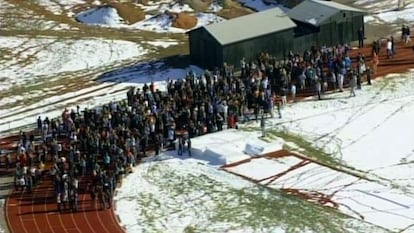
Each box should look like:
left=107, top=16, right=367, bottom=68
left=0, top=37, right=146, bottom=91
left=358, top=0, right=414, bottom=24
left=2, top=0, right=414, bottom=233
left=75, top=4, right=226, bottom=33
left=75, top=5, right=125, bottom=26
left=114, top=70, right=414, bottom=232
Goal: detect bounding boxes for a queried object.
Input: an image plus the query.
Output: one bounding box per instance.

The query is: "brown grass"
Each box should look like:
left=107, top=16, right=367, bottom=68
left=217, top=0, right=254, bottom=19
left=102, top=1, right=146, bottom=24
left=170, top=12, right=197, bottom=29
left=182, top=0, right=214, bottom=12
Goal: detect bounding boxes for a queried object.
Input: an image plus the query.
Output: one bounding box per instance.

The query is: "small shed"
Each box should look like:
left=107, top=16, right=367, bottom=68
left=187, top=7, right=296, bottom=69
left=287, top=0, right=365, bottom=52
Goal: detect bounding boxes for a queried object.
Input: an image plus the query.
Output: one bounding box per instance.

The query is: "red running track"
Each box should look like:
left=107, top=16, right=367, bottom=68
left=0, top=134, right=125, bottom=233
left=6, top=176, right=125, bottom=233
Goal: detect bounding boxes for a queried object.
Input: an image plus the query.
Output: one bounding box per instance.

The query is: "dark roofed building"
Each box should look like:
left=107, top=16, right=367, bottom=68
left=187, top=7, right=296, bottom=69
left=288, top=0, right=366, bottom=52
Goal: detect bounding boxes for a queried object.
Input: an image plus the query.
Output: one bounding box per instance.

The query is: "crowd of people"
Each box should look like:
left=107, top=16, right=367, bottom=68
left=248, top=43, right=373, bottom=102
left=9, top=36, right=393, bottom=213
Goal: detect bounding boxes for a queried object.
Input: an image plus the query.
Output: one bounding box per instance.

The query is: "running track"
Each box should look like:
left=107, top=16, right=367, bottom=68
left=1, top=134, right=125, bottom=233
left=3, top=39, right=414, bottom=233
left=6, top=177, right=124, bottom=233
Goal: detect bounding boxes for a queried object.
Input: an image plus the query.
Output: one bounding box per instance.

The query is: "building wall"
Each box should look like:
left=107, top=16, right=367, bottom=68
left=292, top=12, right=364, bottom=51
left=293, top=32, right=319, bottom=53
left=188, top=28, right=223, bottom=69
left=222, top=29, right=295, bottom=68
left=326, top=11, right=364, bottom=45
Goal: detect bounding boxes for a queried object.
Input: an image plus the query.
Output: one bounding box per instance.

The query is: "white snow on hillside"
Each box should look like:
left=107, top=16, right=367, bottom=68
left=0, top=37, right=146, bottom=92
left=76, top=6, right=124, bottom=26
left=146, top=40, right=179, bottom=48
left=37, top=0, right=86, bottom=15
left=208, top=1, right=224, bottom=12
left=72, top=0, right=281, bottom=32
left=356, top=0, right=414, bottom=23
left=132, top=13, right=182, bottom=33
left=195, top=12, right=225, bottom=27
left=159, top=2, right=194, bottom=13
left=376, top=5, right=414, bottom=22
left=74, top=4, right=224, bottom=32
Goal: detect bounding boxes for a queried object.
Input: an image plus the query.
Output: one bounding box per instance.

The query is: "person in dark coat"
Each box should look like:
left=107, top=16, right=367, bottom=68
left=366, top=66, right=372, bottom=85
left=186, top=137, right=192, bottom=157
left=155, top=133, right=162, bottom=155
left=177, top=136, right=183, bottom=156
left=358, top=27, right=364, bottom=48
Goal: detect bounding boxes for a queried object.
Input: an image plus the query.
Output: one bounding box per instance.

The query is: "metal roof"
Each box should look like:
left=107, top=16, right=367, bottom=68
left=287, top=0, right=365, bottom=26
left=203, top=7, right=296, bottom=45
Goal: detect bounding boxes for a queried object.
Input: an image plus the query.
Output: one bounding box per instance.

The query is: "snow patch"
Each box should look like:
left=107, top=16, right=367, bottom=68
left=75, top=6, right=124, bottom=26
left=146, top=40, right=179, bottom=48
left=306, top=18, right=317, bottom=25
left=159, top=2, right=194, bottom=13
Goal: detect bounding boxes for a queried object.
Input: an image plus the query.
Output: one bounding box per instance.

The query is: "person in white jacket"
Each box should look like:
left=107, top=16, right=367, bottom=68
left=290, top=83, right=296, bottom=103
left=387, top=38, right=393, bottom=58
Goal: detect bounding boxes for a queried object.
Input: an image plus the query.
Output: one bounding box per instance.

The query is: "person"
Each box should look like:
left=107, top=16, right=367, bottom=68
left=349, top=70, right=357, bottom=97
left=386, top=38, right=393, bottom=59
left=155, top=133, right=162, bottom=155
left=372, top=51, right=379, bottom=74
left=402, top=24, right=407, bottom=41
left=276, top=101, right=282, bottom=119
left=290, top=83, right=296, bottom=103
left=6, top=153, right=12, bottom=170
left=69, top=176, right=79, bottom=212
left=177, top=136, right=183, bottom=156
left=329, top=70, right=337, bottom=91
left=357, top=60, right=366, bottom=89
left=281, top=87, right=287, bottom=106
left=391, top=36, right=396, bottom=55
left=406, top=25, right=411, bottom=44
left=240, top=57, right=246, bottom=77
left=186, top=137, right=192, bottom=157
left=80, top=156, right=86, bottom=176
left=315, top=77, right=322, bottom=100
left=366, top=66, right=372, bottom=85
left=37, top=116, right=42, bottom=135
left=358, top=27, right=364, bottom=48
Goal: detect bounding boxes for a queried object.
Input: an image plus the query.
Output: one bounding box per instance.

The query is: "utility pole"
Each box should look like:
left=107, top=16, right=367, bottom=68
left=260, top=113, right=266, bottom=138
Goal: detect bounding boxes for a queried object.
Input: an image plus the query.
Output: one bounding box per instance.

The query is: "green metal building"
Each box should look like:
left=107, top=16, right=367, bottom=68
left=187, top=7, right=296, bottom=69
left=287, top=0, right=366, bottom=52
